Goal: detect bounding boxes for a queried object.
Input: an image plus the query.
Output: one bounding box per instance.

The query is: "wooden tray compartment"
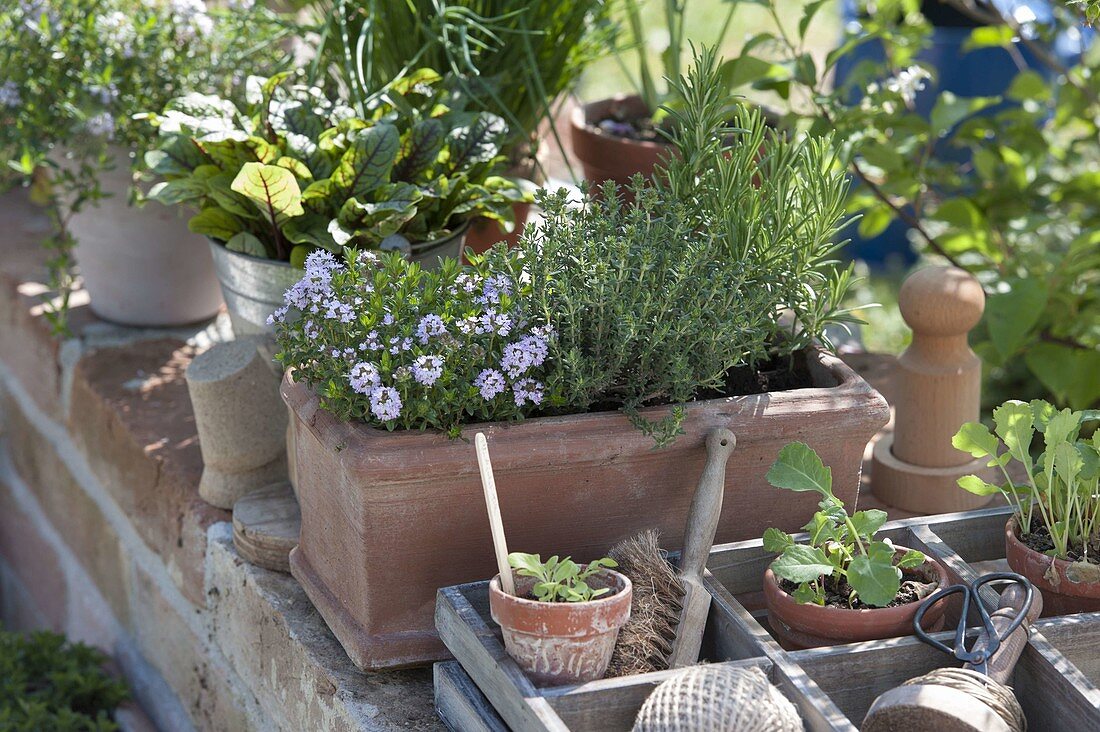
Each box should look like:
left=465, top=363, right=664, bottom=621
left=435, top=506, right=1100, bottom=731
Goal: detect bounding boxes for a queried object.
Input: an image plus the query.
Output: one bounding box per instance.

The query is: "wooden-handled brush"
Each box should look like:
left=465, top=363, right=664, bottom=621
left=608, top=427, right=736, bottom=675
left=667, top=427, right=736, bottom=667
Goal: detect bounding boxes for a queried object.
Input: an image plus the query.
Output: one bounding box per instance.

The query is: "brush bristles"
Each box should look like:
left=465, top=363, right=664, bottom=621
left=606, top=529, right=684, bottom=677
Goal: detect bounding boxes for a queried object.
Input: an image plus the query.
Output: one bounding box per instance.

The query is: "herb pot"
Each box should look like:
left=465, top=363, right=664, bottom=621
left=762, top=549, right=950, bottom=650
left=463, top=202, right=533, bottom=256
left=569, top=95, right=669, bottom=188
left=1005, top=517, right=1100, bottom=617
left=285, top=346, right=888, bottom=670
left=65, top=148, right=223, bottom=327
left=489, top=570, right=632, bottom=686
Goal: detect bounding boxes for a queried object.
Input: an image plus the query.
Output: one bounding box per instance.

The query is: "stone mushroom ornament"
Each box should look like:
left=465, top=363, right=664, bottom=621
left=871, top=266, right=997, bottom=514
left=185, top=340, right=288, bottom=510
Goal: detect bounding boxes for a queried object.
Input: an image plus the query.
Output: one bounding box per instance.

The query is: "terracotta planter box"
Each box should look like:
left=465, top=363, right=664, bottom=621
left=283, top=346, right=889, bottom=670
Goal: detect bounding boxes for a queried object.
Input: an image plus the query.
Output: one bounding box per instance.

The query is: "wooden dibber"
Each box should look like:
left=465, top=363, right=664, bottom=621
left=862, top=584, right=1043, bottom=732
left=871, top=266, right=995, bottom=514
left=475, top=432, right=514, bottom=596
left=667, top=428, right=736, bottom=668
left=232, top=481, right=300, bottom=573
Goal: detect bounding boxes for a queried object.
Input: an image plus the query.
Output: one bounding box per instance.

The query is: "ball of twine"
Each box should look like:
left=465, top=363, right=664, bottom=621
left=902, top=668, right=1026, bottom=732
left=633, top=665, right=803, bottom=732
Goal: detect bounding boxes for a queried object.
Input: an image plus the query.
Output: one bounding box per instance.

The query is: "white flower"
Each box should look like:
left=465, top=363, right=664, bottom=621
left=95, top=11, right=136, bottom=58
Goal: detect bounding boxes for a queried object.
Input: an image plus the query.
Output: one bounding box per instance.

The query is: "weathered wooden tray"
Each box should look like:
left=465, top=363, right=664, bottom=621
left=434, top=506, right=1100, bottom=731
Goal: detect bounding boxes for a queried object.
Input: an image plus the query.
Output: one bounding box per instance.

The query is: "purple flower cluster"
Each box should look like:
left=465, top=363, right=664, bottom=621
left=475, top=369, right=507, bottom=400
left=273, top=249, right=553, bottom=431
left=348, top=361, right=381, bottom=394
left=416, top=314, right=447, bottom=343
left=370, top=387, right=402, bottom=421
left=512, top=378, right=544, bottom=407
left=500, top=332, right=549, bottom=378
left=413, top=355, right=444, bottom=386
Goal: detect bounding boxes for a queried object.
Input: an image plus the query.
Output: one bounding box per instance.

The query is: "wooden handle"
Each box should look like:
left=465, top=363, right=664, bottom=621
left=966, top=583, right=1043, bottom=685
left=679, top=429, right=737, bottom=578
left=475, top=433, right=514, bottom=596
left=667, top=428, right=736, bottom=668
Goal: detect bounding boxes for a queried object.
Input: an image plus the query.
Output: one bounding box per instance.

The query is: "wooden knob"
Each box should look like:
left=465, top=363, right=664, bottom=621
left=898, top=267, right=985, bottom=338
left=892, top=267, right=984, bottom=468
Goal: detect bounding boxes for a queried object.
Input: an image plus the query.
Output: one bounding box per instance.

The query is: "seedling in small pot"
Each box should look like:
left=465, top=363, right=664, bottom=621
left=763, top=442, right=929, bottom=608
left=477, top=433, right=632, bottom=685
left=507, top=553, right=619, bottom=603
left=954, top=400, right=1100, bottom=614
left=761, top=442, right=949, bottom=649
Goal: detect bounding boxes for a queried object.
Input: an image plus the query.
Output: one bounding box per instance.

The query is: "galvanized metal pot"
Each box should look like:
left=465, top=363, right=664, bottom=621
left=209, top=224, right=471, bottom=336
left=207, top=241, right=300, bottom=337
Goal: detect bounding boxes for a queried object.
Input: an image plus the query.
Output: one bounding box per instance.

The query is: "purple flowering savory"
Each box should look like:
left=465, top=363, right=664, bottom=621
left=272, top=248, right=554, bottom=436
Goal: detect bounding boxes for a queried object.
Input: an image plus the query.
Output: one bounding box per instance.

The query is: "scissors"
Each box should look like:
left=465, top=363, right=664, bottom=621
left=913, top=572, right=1034, bottom=675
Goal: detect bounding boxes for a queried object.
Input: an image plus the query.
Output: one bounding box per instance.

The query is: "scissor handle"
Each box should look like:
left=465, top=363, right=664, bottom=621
left=913, top=572, right=1034, bottom=674
left=914, top=582, right=972, bottom=658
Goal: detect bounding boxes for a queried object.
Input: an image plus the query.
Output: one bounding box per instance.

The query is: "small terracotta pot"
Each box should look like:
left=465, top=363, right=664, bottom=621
left=763, top=548, right=950, bottom=650
left=489, top=569, right=632, bottom=686
left=570, top=95, right=670, bottom=188
left=1005, top=517, right=1100, bottom=616
left=462, top=201, right=533, bottom=257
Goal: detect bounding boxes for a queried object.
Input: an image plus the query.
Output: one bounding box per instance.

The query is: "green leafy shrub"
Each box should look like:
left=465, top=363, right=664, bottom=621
left=273, top=247, right=552, bottom=436
left=147, top=70, right=527, bottom=263
left=507, top=553, right=619, bottom=603
left=954, top=400, right=1100, bottom=562
left=763, top=443, right=929, bottom=608
left=0, top=627, right=128, bottom=731
left=714, top=1, right=1100, bottom=410
left=0, top=0, right=293, bottom=333
left=523, top=48, right=857, bottom=444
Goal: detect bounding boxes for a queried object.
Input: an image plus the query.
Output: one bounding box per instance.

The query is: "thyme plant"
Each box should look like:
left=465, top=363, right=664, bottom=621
left=525, top=48, right=857, bottom=444
left=273, top=248, right=553, bottom=436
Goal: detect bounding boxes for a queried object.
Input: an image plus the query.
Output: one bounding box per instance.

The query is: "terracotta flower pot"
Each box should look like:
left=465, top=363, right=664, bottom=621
left=1005, top=517, right=1100, bottom=616
left=284, top=345, right=888, bottom=670
left=763, top=549, right=951, bottom=650
left=65, top=147, right=224, bottom=327
left=463, top=201, right=533, bottom=257
left=569, top=95, right=670, bottom=188
left=489, top=570, right=632, bottom=686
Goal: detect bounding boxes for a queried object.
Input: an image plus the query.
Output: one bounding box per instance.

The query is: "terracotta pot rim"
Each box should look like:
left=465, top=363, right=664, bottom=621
left=763, top=546, right=949, bottom=616
left=570, top=95, right=671, bottom=152
left=489, top=569, right=632, bottom=611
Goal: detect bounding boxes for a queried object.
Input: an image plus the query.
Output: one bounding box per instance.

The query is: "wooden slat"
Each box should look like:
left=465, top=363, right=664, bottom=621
left=1033, top=612, right=1100, bottom=683
left=435, top=662, right=510, bottom=732
left=435, top=586, right=569, bottom=732
left=1011, top=630, right=1100, bottom=731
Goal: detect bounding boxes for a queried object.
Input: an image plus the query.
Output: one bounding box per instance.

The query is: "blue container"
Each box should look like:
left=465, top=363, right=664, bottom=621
left=834, top=0, right=1088, bottom=268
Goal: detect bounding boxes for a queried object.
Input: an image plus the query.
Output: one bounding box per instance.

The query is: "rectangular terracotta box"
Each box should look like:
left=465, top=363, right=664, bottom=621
left=283, top=347, right=889, bottom=670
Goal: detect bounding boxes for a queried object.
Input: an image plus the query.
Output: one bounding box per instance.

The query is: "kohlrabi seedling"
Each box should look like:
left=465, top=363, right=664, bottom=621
left=762, top=442, right=927, bottom=608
